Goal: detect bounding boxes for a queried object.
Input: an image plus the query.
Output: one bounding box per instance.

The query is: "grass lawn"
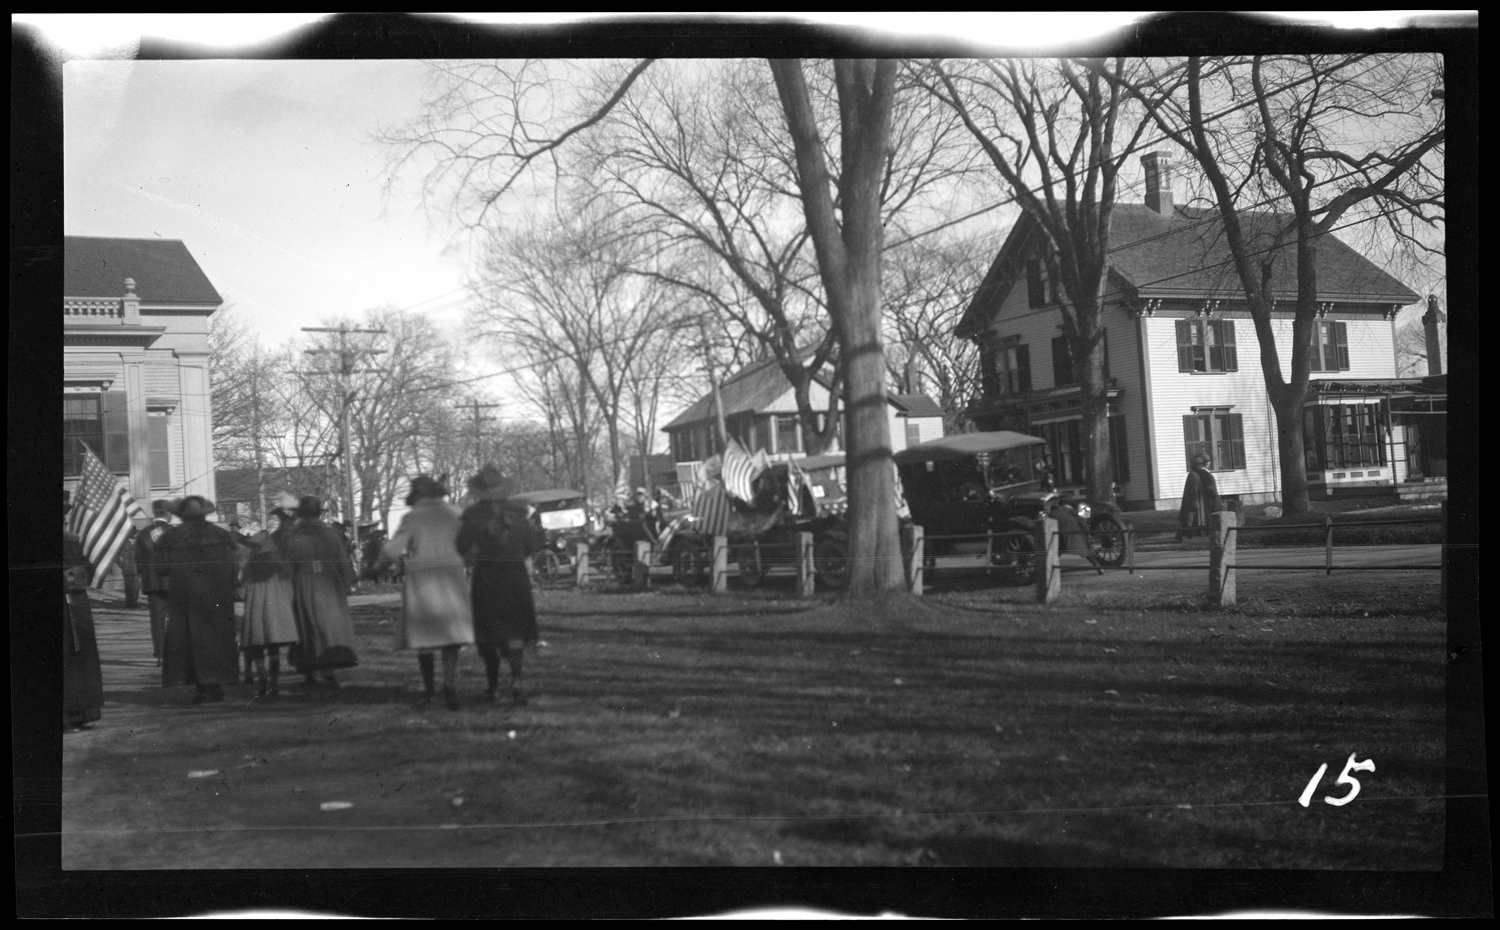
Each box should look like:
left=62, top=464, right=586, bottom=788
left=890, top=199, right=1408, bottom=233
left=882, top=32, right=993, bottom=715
left=63, top=579, right=1445, bottom=870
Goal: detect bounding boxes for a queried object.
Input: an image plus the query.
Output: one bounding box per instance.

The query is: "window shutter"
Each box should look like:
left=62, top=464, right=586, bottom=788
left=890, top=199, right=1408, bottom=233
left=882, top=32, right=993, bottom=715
left=1016, top=344, right=1031, bottom=394
left=979, top=345, right=1000, bottom=396
left=1309, top=323, right=1324, bottom=372
left=1027, top=261, right=1044, bottom=308
left=1102, top=328, right=1110, bottom=380
left=1334, top=321, right=1349, bottom=371
left=148, top=415, right=170, bottom=488
left=101, top=390, right=131, bottom=474
left=1183, top=414, right=1200, bottom=468
left=1229, top=413, right=1246, bottom=469
left=1220, top=321, right=1238, bottom=371
left=1176, top=320, right=1194, bottom=372
left=1052, top=335, right=1072, bottom=387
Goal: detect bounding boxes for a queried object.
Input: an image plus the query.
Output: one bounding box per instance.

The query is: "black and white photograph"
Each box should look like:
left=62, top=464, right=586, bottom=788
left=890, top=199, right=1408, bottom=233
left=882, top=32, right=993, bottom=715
left=14, top=11, right=1485, bottom=920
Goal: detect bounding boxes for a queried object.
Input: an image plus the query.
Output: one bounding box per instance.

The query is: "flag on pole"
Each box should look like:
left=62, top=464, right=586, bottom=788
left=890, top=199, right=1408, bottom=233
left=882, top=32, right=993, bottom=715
left=614, top=465, right=631, bottom=506
left=720, top=438, right=762, bottom=503
left=67, top=443, right=149, bottom=589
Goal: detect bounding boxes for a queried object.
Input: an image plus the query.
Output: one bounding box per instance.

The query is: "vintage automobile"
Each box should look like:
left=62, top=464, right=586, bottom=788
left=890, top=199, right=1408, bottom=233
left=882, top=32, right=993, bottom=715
left=728, top=453, right=859, bottom=591
left=594, top=497, right=712, bottom=586
left=511, top=489, right=592, bottom=583
left=893, top=431, right=1129, bottom=583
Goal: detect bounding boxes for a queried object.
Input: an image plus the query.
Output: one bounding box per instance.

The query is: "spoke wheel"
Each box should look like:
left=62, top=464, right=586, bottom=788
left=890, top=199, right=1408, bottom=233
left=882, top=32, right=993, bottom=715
left=535, top=550, right=563, bottom=584
left=672, top=539, right=710, bottom=586
left=994, top=531, right=1037, bottom=586
left=735, top=543, right=765, bottom=589
left=814, top=537, right=849, bottom=591
left=1088, top=514, right=1128, bottom=567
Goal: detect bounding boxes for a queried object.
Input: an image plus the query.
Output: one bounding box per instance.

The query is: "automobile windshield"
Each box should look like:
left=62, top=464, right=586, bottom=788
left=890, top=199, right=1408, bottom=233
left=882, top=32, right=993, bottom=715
left=982, top=445, right=1048, bottom=491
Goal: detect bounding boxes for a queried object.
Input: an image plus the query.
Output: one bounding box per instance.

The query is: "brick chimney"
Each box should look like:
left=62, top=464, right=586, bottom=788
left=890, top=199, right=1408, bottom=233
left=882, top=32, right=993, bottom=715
left=1142, top=152, right=1173, bottom=215
left=1422, top=294, right=1445, bottom=376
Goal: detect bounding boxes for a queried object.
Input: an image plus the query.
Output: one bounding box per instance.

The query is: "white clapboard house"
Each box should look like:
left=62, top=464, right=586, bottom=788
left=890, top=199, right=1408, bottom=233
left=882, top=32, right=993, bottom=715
left=64, top=236, right=224, bottom=509
left=955, top=153, right=1444, bottom=510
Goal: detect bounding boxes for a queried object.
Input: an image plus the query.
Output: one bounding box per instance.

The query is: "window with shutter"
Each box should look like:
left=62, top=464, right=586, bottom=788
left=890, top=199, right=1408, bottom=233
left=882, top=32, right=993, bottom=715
left=1310, top=321, right=1351, bottom=372
left=148, top=414, right=171, bottom=488
left=1184, top=408, right=1243, bottom=471
left=1334, top=321, right=1350, bottom=371
left=101, top=390, right=131, bottom=474
left=1178, top=320, right=1237, bottom=373
left=1052, top=335, right=1074, bottom=386
left=1176, top=320, right=1198, bottom=372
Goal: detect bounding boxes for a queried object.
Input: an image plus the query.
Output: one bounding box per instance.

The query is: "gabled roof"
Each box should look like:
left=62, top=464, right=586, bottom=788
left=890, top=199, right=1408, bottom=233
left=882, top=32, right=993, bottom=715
left=957, top=204, right=1421, bottom=337
left=663, top=356, right=830, bottom=431
left=65, top=236, right=223, bottom=304
left=890, top=394, right=945, bottom=418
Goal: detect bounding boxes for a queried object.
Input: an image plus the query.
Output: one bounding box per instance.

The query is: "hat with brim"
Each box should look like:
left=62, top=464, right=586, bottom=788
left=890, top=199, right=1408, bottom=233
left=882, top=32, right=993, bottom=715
left=468, top=463, right=517, bottom=501
left=176, top=495, right=216, bottom=518
left=296, top=496, right=325, bottom=519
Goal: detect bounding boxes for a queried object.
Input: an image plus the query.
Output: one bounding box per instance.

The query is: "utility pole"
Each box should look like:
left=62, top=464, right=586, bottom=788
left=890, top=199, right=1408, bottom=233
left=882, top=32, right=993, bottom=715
left=301, top=325, right=387, bottom=540
left=457, top=398, right=500, bottom=489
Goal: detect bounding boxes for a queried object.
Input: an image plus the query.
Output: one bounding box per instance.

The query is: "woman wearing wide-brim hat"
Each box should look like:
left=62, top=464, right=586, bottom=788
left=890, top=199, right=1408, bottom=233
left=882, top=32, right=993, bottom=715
left=376, top=475, right=475, bottom=710
left=284, top=495, right=359, bottom=689
left=157, top=496, right=241, bottom=704
left=456, top=464, right=548, bottom=705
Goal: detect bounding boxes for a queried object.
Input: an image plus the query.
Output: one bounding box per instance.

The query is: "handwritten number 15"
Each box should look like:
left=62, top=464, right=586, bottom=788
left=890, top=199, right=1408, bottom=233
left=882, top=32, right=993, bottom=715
left=1298, top=753, right=1376, bottom=808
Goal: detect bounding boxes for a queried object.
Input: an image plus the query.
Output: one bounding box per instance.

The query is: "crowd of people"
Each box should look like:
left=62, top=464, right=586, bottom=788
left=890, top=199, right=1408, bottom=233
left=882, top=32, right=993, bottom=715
left=63, top=463, right=548, bottom=730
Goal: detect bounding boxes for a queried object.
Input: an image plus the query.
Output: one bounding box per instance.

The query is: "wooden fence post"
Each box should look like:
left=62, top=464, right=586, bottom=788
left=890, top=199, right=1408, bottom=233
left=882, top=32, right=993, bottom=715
left=1124, top=525, right=1136, bottom=575
left=712, top=535, right=729, bottom=595
left=1325, top=516, right=1334, bottom=576
left=1034, top=517, right=1060, bottom=604
left=797, top=532, right=816, bottom=598
left=633, top=540, right=651, bottom=590
left=1209, top=510, right=1237, bottom=606
left=575, top=541, right=590, bottom=588
left=904, top=524, right=924, bottom=596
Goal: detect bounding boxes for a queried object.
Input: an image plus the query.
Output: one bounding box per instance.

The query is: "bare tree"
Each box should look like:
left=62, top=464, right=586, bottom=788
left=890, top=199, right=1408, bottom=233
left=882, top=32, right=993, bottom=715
left=921, top=57, right=1155, bottom=503
left=882, top=229, right=998, bottom=431
left=380, top=56, right=912, bottom=595
left=1122, top=54, right=1444, bottom=514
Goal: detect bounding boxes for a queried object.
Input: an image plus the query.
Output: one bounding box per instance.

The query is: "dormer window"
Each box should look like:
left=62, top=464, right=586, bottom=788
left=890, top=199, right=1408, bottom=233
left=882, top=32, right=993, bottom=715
left=1026, top=259, right=1056, bottom=308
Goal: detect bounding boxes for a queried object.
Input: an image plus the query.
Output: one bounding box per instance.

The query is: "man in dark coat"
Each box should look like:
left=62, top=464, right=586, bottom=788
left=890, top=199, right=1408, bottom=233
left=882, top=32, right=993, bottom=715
left=157, top=496, right=241, bottom=703
left=1176, top=453, right=1223, bottom=542
left=458, top=464, right=548, bottom=705
left=65, top=530, right=104, bottom=730
left=134, top=499, right=174, bottom=666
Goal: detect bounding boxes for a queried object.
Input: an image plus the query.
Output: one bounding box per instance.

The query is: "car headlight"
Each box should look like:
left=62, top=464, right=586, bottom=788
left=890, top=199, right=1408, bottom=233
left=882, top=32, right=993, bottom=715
left=1076, top=503, right=1092, bottom=520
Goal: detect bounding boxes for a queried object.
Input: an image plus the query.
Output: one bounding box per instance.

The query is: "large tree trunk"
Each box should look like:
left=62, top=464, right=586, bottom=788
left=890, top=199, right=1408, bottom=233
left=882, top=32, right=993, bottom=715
left=841, top=268, right=905, bottom=595
left=1078, top=348, right=1114, bottom=502
left=1269, top=381, right=1312, bottom=515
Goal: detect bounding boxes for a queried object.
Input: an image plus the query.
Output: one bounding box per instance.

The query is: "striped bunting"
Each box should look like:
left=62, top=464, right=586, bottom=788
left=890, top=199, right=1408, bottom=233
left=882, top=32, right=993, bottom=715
left=67, top=444, right=149, bottom=589
left=691, top=481, right=734, bottom=538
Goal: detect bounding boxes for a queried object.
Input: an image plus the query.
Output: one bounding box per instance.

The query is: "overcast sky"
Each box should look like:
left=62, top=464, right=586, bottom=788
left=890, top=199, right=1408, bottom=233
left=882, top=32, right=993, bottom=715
left=65, top=58, right=475, bottom=349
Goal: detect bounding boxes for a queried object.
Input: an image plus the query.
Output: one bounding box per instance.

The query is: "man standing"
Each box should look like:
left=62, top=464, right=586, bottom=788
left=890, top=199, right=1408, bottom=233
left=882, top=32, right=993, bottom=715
left=1176, top=453, right=1223, bottom=542
left=134, top=500, right=174, bottom=666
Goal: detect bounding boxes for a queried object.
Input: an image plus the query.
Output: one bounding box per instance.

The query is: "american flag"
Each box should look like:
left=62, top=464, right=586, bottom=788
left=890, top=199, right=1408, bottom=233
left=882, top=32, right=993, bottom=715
left=66, top=444, right=149, bottom=589
left=720, top=438, right=762, bottom=503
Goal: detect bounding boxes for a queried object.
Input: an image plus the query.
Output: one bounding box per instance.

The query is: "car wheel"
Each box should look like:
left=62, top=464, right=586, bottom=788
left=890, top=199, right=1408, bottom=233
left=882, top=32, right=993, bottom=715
left=994, top=530, right=1037, bottom=585
left=734, top=542, right=765, bottom=589
left=535, top=550, right=563, bottom=584
left=814, top=537, right=849, bottom=591
left=607, top=538, right=635, bottom=583
left=672, top=539, right=709, bottom=586
left=1088, top=514, right=1128, bottom=567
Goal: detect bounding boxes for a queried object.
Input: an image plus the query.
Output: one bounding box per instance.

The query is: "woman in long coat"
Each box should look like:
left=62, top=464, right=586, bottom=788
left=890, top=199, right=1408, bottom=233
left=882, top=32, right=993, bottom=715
left=1176, top=453, right=1223, bottom=542
left=158, top=496, right=242, bottom=703
left=376, top=475, right=474, bottom=710
left=64, top=530, right=104, bottom=729
left=284, top=496, right=359, bottom=689
left=457, top=464, right=547, bottom=705
left=240, top=508, right=299, bottom=698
